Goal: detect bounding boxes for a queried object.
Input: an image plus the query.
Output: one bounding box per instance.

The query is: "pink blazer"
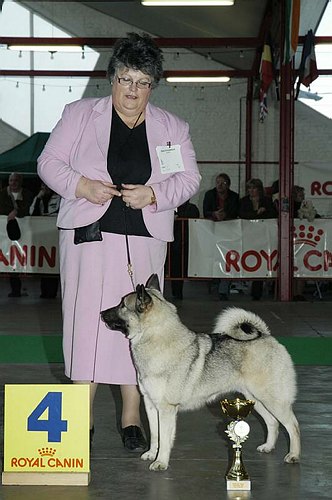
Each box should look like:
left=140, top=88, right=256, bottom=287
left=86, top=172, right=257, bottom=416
left=37, top=96, right=201, bottom=242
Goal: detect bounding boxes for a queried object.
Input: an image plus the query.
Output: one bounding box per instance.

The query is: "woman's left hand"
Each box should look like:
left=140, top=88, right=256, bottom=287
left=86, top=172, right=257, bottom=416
left=121, top=184, right=154, bottom=209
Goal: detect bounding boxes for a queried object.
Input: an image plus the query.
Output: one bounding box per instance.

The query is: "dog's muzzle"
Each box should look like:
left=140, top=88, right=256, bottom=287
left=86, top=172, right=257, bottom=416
left=101, top=307, right=129, bottom=336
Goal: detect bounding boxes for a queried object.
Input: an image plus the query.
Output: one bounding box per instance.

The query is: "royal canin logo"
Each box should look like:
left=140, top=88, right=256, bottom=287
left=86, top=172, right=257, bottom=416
left=293, top=224, right=324, bottom=247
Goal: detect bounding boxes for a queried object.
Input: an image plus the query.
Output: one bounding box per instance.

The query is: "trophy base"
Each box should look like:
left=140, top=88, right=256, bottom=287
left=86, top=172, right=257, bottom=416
left=226, top=479, right=251, bottom=491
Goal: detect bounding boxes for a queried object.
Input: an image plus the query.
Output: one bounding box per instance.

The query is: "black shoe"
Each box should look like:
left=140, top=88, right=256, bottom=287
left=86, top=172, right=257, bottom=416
left=121, top=426, right=147, bottom=453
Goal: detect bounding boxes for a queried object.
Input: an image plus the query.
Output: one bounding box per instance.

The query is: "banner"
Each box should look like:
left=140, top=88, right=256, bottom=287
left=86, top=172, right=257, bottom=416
left=0, top=216, right=59, bottom=274
left=299, top=163, right=332, bottom=199
left=2, top=216, right=332, bottom=279
left=188, top=218, right=332, bottom=279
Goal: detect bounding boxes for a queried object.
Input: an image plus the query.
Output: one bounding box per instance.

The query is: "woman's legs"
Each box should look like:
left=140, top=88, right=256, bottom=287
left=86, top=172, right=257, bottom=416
left=73, top=380, right=98, bottom=429
left=120, top=384, right=141, bottom=428
left=72, top=381, right=146, bottom=451
left=120, top=384, right=147, bottom=451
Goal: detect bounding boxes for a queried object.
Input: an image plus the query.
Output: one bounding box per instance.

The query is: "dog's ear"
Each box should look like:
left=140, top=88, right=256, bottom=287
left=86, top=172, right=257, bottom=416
left=135, top=284, right=152, bottom=313
left=145, top=273, right=160, bottom=291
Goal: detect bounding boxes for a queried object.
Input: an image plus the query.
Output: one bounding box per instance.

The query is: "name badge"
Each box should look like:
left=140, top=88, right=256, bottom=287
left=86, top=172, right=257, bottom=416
left=156, top=145, right=185, bottom=174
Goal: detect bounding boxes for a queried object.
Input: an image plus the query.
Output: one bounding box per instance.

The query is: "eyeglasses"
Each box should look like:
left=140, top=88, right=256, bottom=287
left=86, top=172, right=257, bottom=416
left=117, top=77, right=152, bottom=90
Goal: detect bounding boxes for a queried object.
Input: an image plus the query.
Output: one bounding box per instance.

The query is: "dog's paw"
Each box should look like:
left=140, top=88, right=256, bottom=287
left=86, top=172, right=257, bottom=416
left=149, top=460, right=169, bottom=472
left=141, top=450, right=156, bottom=462
left=284, top=453, right=300, bottom=464
left=257, top=443, right=275, bottom=454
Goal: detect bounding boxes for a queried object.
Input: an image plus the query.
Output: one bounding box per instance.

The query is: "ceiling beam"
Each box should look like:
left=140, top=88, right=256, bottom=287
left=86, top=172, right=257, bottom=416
left=2, top=36, right=332, bottom=48
left=1, top=36, right=261, bottom=48
left=0, top=69, right=255, bottom=78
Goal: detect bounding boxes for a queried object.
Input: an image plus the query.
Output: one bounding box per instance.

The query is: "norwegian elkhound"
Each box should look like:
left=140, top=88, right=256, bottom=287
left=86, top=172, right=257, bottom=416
left=101, top=274, right=301, bottom=471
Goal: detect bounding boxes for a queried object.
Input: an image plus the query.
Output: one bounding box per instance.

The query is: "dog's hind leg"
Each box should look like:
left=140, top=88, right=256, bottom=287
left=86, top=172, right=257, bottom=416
left=243, top=391, right=279, bottom=454
left=140, top=394, right=159, bottom=463
left=248, top=392, right=300, bottom=463
left=266, top=404, right=301, bottom=463
left=149, top=404, right=179, bottom=472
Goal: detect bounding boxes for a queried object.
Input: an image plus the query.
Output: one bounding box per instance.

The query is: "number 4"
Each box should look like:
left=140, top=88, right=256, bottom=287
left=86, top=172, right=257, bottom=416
left=27, top=392, right=68, bottom=442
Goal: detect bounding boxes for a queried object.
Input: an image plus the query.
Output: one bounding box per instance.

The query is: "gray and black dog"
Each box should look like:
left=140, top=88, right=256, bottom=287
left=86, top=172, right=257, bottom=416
left=101, top=274, right=301, bottom=471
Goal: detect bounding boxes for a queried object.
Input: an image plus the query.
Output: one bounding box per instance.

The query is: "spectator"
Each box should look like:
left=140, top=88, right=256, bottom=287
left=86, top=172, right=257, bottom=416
left=169, top=200, right=200, bottom=300
left=239, top=178, right=277, bottom=300
left=0, top=172, right=33, bottom=297
left=30, top=182, right=61, bottom=217
left=30, top=183, right=61, bottom=298
left=203, top=173, right=239, bottom=300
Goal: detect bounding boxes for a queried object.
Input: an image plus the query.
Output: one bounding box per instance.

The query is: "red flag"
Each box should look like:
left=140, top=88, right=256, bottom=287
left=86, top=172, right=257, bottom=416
left=301, top=30, right=319, bottom=87
left=295, top=30, right=319, bottom=99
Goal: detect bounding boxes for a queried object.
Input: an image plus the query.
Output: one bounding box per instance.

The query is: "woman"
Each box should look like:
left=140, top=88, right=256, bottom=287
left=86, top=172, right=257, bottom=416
left=239, top=178, right=276, bottom=300
left=238, top=178, right=276, bottom=220
left=38, top=33, right=201, bottom=451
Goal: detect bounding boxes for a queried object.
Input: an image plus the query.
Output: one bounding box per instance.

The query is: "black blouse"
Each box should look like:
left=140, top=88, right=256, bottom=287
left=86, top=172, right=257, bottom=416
left=99, top=108, right=152, bottom=236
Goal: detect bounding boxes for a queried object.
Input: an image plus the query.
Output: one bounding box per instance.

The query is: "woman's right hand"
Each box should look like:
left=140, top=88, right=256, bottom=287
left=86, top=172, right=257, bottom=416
left=75, top=177, right=122, bottom=205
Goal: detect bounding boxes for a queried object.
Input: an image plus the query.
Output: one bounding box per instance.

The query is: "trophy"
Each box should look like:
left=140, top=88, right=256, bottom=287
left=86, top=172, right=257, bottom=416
left=221, top=398, right=255, bottom=491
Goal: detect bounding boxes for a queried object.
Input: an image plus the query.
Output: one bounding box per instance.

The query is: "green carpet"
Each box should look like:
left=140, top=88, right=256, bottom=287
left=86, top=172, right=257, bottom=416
left=0, top=335, right=331, bottom=365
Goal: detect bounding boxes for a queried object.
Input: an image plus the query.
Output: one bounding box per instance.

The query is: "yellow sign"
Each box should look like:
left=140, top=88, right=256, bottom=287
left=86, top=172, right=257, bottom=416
left=3, top=384, right=90, bottom=474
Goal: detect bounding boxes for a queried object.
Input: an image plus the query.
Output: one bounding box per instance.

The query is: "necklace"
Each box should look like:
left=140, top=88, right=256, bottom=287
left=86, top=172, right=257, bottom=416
left=128, top=111, right=143, bottom=129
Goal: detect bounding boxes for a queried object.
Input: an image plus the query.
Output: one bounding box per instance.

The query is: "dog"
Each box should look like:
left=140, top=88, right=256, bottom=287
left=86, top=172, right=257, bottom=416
left=298, top=199, right=317, bottom=222
left=101, top=274, right=301, bottom=471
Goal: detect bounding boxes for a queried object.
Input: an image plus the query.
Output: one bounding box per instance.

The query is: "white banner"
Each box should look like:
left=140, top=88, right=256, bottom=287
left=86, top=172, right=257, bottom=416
left=0, top=216, right=59, bottom=274
left=188, top=218, right=332, bottom=279
left=2, top=216, right=332, bottom=278
left=299, top=162, right=332, bottom=199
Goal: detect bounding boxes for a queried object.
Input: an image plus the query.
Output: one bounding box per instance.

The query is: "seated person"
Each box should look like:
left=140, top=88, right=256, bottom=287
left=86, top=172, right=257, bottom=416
left=0, top=172, right=34, bottom=297
left=203, top=173, right=239, bottom=300
left=30, top=183, right=61, bottom=299
left=239, top=178, right=277, bottom=300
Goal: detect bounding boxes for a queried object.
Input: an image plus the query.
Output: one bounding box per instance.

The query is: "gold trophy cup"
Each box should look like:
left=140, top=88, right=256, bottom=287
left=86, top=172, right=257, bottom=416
left=221, top=398, right=255, bottom=491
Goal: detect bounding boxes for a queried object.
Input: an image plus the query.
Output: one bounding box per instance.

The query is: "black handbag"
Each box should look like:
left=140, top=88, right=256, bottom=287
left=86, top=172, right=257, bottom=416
left=6, top=218, right=21, bottom=241
left=74, top=221, right=103, bottom=245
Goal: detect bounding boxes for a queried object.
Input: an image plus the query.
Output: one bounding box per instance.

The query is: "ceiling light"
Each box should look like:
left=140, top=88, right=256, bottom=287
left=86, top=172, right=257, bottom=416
left=166, top=76, right=230, bottom=83
left=142, top=0, right=234, bottom=6
left=8, top=45, right=84, bottom=52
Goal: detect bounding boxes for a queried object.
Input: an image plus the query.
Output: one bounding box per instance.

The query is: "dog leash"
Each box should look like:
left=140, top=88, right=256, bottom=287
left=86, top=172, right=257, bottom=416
left=122, top=205, right=136, bottom=291
left=118, top=111, right=144, bottom=292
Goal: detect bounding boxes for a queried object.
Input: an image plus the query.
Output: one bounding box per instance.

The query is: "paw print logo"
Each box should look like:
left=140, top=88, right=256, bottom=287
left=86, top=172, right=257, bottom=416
left=293, top=224, right=324, bottom=247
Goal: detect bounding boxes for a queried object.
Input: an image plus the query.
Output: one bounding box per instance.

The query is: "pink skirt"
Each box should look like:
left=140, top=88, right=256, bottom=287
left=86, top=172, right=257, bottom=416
left=59, top=230, right=166, bottom=384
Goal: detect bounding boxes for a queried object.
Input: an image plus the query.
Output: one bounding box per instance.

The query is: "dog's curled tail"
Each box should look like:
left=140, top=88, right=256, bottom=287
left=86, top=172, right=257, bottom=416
left=213, top=307, right=271, bottom=340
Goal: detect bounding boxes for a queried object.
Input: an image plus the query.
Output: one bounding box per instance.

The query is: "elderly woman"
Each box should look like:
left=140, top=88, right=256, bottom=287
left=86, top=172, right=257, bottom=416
left=38, top=33, right=201, bottom=451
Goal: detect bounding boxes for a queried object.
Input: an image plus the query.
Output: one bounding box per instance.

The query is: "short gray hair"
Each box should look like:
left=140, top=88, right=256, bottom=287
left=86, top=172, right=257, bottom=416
left=107, top=32, right=164, bottom=88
